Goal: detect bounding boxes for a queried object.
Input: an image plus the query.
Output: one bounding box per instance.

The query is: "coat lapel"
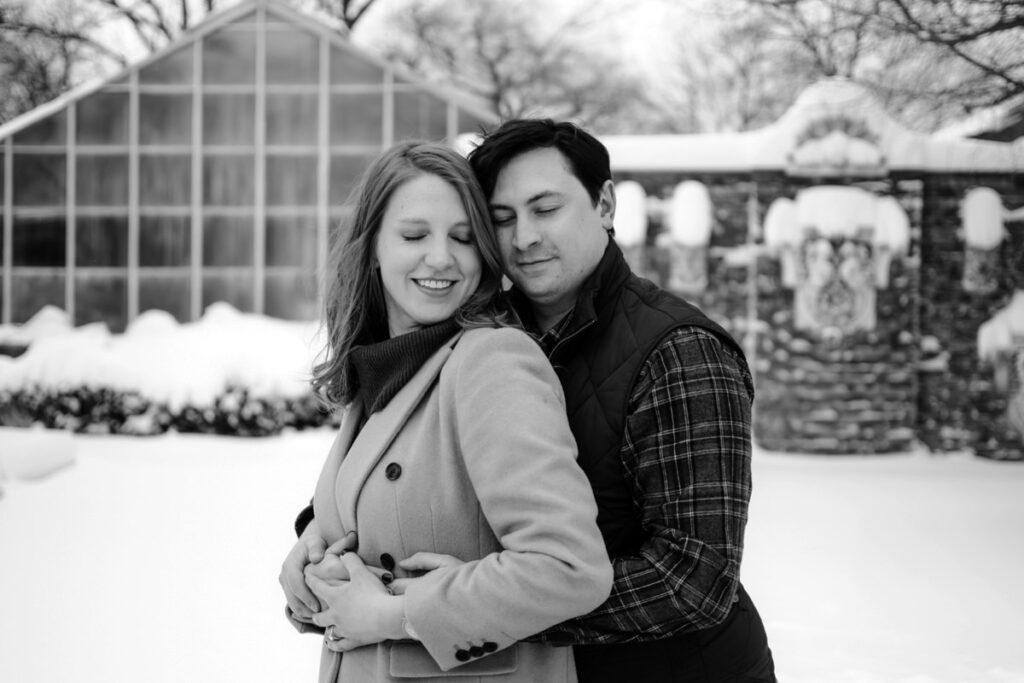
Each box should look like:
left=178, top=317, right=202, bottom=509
left=333, top=331, right=462, bottom=534
left=313, top=400, right=364, bottom=544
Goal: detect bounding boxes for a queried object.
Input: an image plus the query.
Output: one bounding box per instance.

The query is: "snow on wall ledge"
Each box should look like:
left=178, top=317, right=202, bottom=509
left=602, top=78, right=1024, bottom=174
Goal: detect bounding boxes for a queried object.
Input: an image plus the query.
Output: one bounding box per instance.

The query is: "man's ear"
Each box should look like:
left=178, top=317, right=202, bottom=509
left=598, top=180, right=616, bottom=231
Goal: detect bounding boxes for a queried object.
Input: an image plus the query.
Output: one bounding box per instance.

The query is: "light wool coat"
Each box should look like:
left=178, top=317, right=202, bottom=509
left=311, top=326, right=613, bottom=682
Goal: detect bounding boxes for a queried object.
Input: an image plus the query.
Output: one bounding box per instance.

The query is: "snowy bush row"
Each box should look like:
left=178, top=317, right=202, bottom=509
left=0, top=385, right=335, bottom=436
left=0, top=304, right=338, bottom=436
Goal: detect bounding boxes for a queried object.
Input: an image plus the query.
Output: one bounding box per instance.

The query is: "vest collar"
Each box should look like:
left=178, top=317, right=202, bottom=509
left=507, top=233, right=631, bottom=338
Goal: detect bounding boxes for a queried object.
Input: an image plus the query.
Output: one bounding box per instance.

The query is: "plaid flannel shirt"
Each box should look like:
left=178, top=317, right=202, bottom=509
left=534, top=318, right=754, bottom=645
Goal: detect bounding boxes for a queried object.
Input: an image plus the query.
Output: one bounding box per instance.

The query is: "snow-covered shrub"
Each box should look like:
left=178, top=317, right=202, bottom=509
left=0, top=305, right=337, bottom=437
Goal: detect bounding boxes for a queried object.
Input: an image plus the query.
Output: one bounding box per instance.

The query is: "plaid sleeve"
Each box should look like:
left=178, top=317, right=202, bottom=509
left=538, top=326, right=754, bottom=644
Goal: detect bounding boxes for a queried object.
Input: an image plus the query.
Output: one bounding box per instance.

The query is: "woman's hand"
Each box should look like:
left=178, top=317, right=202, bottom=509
left=308, top=552, right=406, bottom=651
left=279, top=521, right=343, bottom=619
left=389, top=552, right=466, bottom=595
left=305, top=539, right=394, bottom=586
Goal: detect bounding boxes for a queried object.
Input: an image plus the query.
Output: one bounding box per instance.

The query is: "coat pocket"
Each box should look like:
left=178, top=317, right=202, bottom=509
left=388, top=641, right=518, bottom=678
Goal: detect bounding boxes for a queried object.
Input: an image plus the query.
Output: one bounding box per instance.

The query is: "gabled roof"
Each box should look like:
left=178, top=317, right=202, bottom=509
left=0, top=0, right=496, bottom=143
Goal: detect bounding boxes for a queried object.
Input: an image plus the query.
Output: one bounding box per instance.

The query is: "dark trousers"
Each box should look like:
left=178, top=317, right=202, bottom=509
left=574, top=584, right=776, bottom=683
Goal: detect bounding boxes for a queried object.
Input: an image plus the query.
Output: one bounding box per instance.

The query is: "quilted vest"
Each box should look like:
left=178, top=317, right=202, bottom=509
left=512, top=239, right=749, bottom=557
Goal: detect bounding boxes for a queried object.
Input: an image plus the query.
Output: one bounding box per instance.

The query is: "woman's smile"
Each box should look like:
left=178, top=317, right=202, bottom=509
left=414, top=278, right=458, bottom=292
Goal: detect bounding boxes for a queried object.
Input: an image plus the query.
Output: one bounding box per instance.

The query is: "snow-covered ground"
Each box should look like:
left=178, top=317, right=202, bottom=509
left=2, top=308, right=1023, bottom=682
left=1, top=430, right=1022, bottom=683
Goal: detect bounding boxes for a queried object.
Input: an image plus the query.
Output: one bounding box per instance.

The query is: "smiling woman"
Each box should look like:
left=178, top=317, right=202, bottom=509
left=374, top=174, right=482, bottom=337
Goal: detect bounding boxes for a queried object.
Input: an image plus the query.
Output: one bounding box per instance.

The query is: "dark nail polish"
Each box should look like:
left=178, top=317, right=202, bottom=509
left=381, top=572, right=394, bottom=585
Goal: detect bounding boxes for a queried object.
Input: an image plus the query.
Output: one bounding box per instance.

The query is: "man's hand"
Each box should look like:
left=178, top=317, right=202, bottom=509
left=279, top=521, right=356, bottom=620
left=389, top=551, right=465, bottom=595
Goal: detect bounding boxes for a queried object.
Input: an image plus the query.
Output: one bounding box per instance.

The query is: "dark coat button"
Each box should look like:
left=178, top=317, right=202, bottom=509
left=469, top=646, right=484, bottom=657
left=455, top=648, right=471, bottom=662
left=379, top=553, right=395, bottom=571
left=482, top=641, right=497, bottom=653
left=384, top=463, right=402, bottom=480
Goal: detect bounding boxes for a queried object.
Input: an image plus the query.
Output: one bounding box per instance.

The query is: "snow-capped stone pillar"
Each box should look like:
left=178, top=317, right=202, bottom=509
left=974, top=290, right=1024, bottom=460
left=660, top=181, right=713, bottom=295
left=961, top=187, right=1006, bottom=294
left=614, top=180, right=649, bottom=277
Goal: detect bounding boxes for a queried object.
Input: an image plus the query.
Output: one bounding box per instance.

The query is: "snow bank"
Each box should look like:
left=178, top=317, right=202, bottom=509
left=0, top=303, right=324, bottom=411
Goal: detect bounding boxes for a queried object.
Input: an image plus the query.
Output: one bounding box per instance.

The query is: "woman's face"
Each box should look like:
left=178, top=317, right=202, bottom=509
left=375, top=173, right=482, bottom=337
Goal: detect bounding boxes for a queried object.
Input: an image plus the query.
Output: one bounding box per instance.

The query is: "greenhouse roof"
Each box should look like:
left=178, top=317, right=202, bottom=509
left=0, top=0, right=497, bottom=143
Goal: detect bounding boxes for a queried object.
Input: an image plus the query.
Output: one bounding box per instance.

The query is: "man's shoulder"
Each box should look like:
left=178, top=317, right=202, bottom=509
left=621, top=273, right=705, bottom=320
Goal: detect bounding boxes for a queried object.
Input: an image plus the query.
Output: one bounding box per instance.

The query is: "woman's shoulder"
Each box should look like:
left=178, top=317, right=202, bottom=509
left=441, top=325, right=564, bottom=407
left=455, top=325, right=540, bottom=357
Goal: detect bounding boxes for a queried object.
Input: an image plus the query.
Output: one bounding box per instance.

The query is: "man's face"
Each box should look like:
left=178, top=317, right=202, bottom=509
left=488, top=147, right=613, bottom=325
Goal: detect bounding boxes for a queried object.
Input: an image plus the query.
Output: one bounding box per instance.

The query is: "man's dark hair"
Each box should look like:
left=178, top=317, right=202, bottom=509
left=468, top=119, right=612, bottom=205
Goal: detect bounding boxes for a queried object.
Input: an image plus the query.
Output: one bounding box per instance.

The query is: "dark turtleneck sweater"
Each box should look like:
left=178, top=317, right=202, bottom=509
left=349, top=318, right=461, bottom=415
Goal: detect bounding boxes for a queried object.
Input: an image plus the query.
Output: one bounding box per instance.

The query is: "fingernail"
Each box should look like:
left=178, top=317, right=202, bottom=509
left=381, top=572, right=393, bottom=585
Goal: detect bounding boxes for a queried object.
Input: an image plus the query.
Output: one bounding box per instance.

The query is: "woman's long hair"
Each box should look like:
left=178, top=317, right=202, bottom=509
left=311, top=140, right=511, bottom=408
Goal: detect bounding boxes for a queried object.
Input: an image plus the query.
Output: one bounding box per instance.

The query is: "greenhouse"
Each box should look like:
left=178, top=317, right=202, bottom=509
left=0, top=0, right=496, bottom=330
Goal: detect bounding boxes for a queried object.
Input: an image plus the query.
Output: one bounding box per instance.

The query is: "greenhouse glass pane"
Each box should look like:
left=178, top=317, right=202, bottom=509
left=266, top=156, right=317, bottom=206
left=76, top=92, right=129, bottom=145
left=203, top=155, right=255, bottom=206
left=11, top=273, right=64, bottom=323
left=139, top=272, right=191, bottom=321
left=140, top=154, right=192, bottom=206
left=203, top=28, right=257, bottom=85
left=77, top=155, right=129, bottom=206
left=140, top=216, right=191, bottom=267
left=265, top=270, right=318, bottom=320
left=203, top=271, right=253, bottom=312
left=457, top=108, right=494, bottom=136
left=266, top=215, right=316, bottom=267
left=75, top=273, right=127, bottom=331
left=76, top=216, right=128, bottom=267
left=12, top=154, right=65, bottom=206
left=203, top=215, right=253, bottom=267
left=394, top=91, right=447, bottom=142
left=266, top=28, right=319, bottom=85
left=13, top=217, right=65, bottom=266
left=329, top=93, right=383, bottom=145
left=330, top=46, right=384, bottom=84
left=329, top=154, right=376, bottom=205
left=13, top=109, right=67, bottom=145
left=140, top=94, right=193, bottom=145
left=266, top=93, right=318, bottom=145
left=203, top=93, right=255, bottom=146
left=139, top=44, right=193, bottom=84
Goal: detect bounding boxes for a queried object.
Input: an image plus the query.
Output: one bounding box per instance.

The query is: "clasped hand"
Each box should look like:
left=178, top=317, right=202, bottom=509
left=305, top=549, right=465, bottom=652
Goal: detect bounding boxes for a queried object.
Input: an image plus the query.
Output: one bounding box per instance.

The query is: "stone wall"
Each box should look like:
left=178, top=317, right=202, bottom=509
left=753, top=254, right=918, bottom=453
left=917, top=172, right=1024, bottom=459
left=750, top=174, right=921, bottom=453
left=612, top=167, right=1023, bottom=457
